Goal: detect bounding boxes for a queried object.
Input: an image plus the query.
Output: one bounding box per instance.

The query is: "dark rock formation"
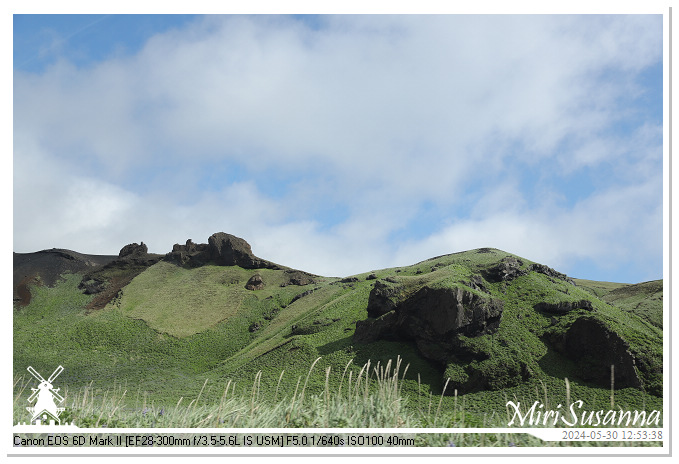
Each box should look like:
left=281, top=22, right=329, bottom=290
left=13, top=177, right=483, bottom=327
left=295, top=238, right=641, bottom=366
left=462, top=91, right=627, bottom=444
left=79, top=243, right=162, bottom=296
left=79, top=277, right=108, bottom=295
left=249, top=322, right=261, bottom=332
left=165, top=233, right=281, bottom=270
left=465, top=274, right=490, bottom=293
left=396, top=286, right=504, bottom=363
left=209, top=233, right=261, bottom=268
left=534, top=299, right=594, bottom=314
left=484, top=256, right=527, bottom=282
left=353, top=311, right=399, bottom=344
left=119, top=242, right=148, bottom=258
left=366, top=280, right=403, bottom=318
left=245, top=274, right=265, bottom=291
left=529, top=263, right=575, bottom=285
left=76, top=243, right=162, bottom=310
left=165, top=239, right=209, bottom=266
left=281, top=269, right=318, bottom=286
left=355, top=283, right=504, bottom=364
left=549, top=316, right=642, bottom=389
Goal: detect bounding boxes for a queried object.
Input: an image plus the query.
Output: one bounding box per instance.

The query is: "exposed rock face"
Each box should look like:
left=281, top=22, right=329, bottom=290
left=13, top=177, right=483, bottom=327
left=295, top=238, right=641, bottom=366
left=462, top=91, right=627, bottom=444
left=534, top=299, right=594, bottom=314
left=76, top=242, right=162, bottom=310
left=119, top=242, right=148, bottom=258
left=528, top=263, right=575, bottom=285
left=209, top=233, right=260, bottom=267
left=281, top=269, right=318, bottom=287
left=396, top=286, right=504, bottom=363
left=355, top=283, right=504, bottom=364
left=465, top=274, right=490, bottom=293
left=484, top=256, right=527, bottom=282
left=550, top=316, right=642, bottom=389
left=165, top=233, right=281, bottom=270
left=245, top=274, right=265, bottom=291
left=79, top=277, right=108, bottom=295
left=366, top=280, right=403, bottom=318
left=79, top=242, right=162, bottom=296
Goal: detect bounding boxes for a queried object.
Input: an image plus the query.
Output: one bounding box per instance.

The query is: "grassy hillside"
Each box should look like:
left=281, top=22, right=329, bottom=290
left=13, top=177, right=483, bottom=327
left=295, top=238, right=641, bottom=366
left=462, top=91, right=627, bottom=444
left=13, top=247, right=664, bottom=428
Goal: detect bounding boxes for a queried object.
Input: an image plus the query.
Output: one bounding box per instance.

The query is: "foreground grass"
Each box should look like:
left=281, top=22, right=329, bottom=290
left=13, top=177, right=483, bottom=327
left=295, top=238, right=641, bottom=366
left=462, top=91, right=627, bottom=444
left=13, top=358, right=662, bottom=448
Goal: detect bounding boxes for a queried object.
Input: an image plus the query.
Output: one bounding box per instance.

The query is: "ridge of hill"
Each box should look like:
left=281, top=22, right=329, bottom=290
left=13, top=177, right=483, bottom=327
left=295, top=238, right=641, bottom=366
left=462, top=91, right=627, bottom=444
left=13, top=233, right=663, bottom=418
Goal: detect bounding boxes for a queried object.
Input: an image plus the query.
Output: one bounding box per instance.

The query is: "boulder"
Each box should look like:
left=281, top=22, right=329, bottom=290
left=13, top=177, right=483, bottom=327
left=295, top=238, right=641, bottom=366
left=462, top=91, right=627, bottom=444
left=245, top=274, right=265, bottom=291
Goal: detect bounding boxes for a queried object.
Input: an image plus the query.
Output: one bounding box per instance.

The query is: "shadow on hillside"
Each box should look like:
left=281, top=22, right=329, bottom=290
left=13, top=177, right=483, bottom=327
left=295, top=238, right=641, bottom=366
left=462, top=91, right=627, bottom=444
left=537, top=346, right=578, bottom=381
left=317, top=336, right=444, bottom=394
left=316, top=335, right=353, bottom=356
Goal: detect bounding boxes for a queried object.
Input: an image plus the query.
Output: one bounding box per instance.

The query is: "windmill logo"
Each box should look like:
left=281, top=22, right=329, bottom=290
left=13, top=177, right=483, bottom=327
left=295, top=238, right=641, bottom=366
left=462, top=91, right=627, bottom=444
left=25, top=365, right=65, bottom=425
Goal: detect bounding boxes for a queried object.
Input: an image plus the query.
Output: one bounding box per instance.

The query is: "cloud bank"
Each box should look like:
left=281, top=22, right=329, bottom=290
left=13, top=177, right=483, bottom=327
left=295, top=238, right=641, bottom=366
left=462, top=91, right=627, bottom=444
left=13, top=14, right=663, bottom=283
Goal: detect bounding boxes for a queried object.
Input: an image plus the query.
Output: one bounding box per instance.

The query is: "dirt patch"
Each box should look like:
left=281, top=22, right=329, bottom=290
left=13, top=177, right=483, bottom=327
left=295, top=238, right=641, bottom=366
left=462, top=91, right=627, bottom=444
left=85, top=274, right=137, bottom=311
left=14, top=274, right=40, bottom=307
left=13, top=250, right=117, bottom=309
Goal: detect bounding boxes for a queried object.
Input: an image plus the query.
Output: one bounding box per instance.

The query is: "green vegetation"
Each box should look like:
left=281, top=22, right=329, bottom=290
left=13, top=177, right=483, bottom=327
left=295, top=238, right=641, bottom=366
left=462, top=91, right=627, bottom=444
left=13, top=248, right=664, bottom=443
left=13, top=358, right=661, bottom=447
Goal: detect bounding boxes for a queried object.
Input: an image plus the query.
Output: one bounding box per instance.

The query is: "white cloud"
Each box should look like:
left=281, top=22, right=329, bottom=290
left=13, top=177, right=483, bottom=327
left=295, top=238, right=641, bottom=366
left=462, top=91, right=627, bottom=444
left=13, top=14, right=663, bottom=282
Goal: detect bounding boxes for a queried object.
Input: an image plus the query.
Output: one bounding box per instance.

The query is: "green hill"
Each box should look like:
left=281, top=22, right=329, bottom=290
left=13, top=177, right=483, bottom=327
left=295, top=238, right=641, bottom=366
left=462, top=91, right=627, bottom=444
left=13, top=234, right=663, bottom=427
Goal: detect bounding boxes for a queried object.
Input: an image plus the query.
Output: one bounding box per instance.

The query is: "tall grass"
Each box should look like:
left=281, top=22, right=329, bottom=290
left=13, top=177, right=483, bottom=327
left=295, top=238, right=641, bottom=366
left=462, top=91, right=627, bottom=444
left=12, top=357, right=662, bottom=447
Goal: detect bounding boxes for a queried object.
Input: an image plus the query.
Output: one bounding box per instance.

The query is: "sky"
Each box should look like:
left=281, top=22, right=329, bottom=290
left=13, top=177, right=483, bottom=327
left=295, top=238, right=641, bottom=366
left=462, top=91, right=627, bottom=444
left=12, top=12, right=666, bottom=284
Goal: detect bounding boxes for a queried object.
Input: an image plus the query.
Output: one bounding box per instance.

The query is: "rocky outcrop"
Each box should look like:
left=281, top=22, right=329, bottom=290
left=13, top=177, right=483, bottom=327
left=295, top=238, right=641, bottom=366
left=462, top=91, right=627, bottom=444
left=166, top=239, right=210, bottom=266
left=484, top=256, right=527, bottom=282
left=208, top=233, right=264, bottom=268
left=355, top=283, right=504, bottom=364
left=548, top=316, right=642, bottom=389
left=77, top=243, right=162, bottom=310
left=119, top=242, right=148, bottom=258
left=366, top=280, right=403, bottom=318
left=165, top=233, right=281, bottom=270
left=396, top=286, right=504, bottom=363
left=79, top=242, right=162, bottom=295
left=529, top=263, right=575, bottom=285
left=281, top=269, right=318, bottom=287
left=534, top=299, right=594, bottom=314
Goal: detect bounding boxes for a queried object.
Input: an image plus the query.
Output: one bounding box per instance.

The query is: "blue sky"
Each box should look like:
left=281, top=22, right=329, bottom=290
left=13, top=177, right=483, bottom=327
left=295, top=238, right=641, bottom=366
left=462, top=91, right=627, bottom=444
left=12, top=13, right=665, bottom=283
